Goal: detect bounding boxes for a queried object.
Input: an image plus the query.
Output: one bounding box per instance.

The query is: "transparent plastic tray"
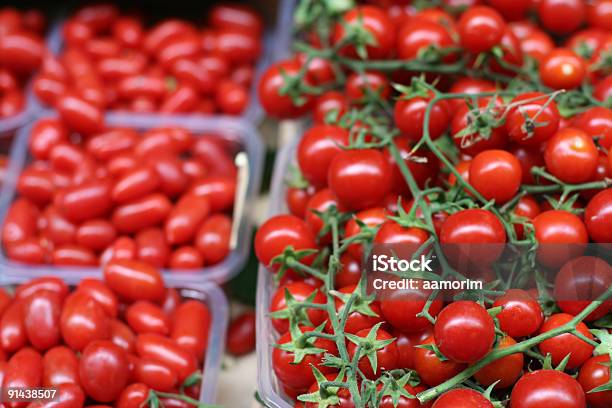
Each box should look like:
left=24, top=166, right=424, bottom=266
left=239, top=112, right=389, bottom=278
left=0, top=269, right=228, bottom=404
left=272, top=0, right=297, bottom=62
left=0, top=114, right=264, bottom=284
left=0, top=19, right=63, bottom=139
left=256, top=137, right=301, bottom=408
left=33, top=11, right=276, bottom=126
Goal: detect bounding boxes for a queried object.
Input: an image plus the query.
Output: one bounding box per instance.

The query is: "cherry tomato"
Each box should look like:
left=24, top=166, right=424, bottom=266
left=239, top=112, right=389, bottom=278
left=0, top=300, right=27, bottom=353
left=115, top=383, right=149, bottom=408
left=532, top=210, right=588, bottom=267
left=469, top=149, right=522, bottom=203
left=474, top=336, right=523, bottom=388
left=297, top=125, right=349, bottom=188
left=414, top=336, right=466, bottom=387
left=258, top=60, right=313, bottom=119
left=111, top=193, right=172, bottom=233
left=57, top=180, right=113, bottom=223
left=2, top=198, right=39, bottom=245
left=56, top=95, right=104, bottom=136
left=135, top=333, right=198, bottom=382
left=170, top=300, right=210, bottom=362
left=584, top=188, right=612, bottom=243
left=578, top=354, right=612, bottom=408
left=345, top=71, right=391, bottom=103
left=227, top=311, right=256, bottom=356
left=164, top=194, right=210, bottom=245
left=79, top=340, right=129, bottom=403
left=458, top=6, right=506, bottom=53
left=344, top=207, right=388, bottom=261
left=133, top=358, right=177, bottom=392
left=23, top=290, right=62, bottom=351
left=29, top=119, right=69, bottom=161
left=188, top=175, right=235, bottom=212
left=538, top=0, right=586, bottom=35
left=539, top=48, right=587, bottom=90
left=270, top=281, right=326, bottom=334
left=60, top=291, right=109, bottom=351
left=505, top=92, right=560, bottom=146
left=510, top=369, right=586, bottom=408
left=494, top=289, right=543, bottom=337
left=394, top=92, right=451, bottom=141
left=397, top=20, right=455, bottom=61
left=380, top=286, right=442, bottom=334
left=126, top=301, right=170, bottom=335
left=538, top=313, right=594, bottom=369
left=572, top=106, right=612, bottom=149
left=313, top=91, right=348, bottom=124
left=432, top=389, right=493, bottom=408
left=42, top=346, right=80, bottom=387
left=544, top=127, right=598, bottom=184
left=76, top=220, right=117, bottom=252
left=3, top=348, right=43, bottom=407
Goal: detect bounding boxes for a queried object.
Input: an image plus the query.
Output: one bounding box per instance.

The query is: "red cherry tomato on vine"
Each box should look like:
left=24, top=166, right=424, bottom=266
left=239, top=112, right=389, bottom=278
left=578, top=354, right=612, bottom=408
left=458, top=6, right=506, bottom=53
left=432, top=389, right=493, bottom=408
left=79, top=340, right=129, bottom=403
left=469, top=149, right=522, bottom=203
left=510, top=369, right=586, bottom=408
left=538, top=313, right=594, bottom=369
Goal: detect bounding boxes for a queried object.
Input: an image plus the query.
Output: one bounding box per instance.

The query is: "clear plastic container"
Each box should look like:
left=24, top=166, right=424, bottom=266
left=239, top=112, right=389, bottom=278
left=0, top=18, right=63, bottom=140
left=256, top=138, right=300, bottom=408
left=32, top=12, right=275, bottom=126
left=0, top=114, right=264, bottom=284
left=0, top=269, right=228, bottom=404
left=272, top=0, right=298, bottom=62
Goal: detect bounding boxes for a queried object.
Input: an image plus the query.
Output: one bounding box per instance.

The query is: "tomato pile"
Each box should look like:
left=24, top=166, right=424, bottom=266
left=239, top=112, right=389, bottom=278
left=2, top=116, right=238, bottom=270
left=31, top=3, right=263, bottom=116
left=0, top=260, right=211, bottom=407
left=0, top=7, right=46, bottom=119
left=255, top=0, right=612, bottom=407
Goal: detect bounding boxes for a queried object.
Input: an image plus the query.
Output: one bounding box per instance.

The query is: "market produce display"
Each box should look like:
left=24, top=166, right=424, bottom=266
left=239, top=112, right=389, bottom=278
left=256, top=0, right=612, bottom=407
left=1, top=116, right=239, bottom=270
left=0, top=261, right=214, bottom=407
left=31, top=3, right=263, bottom=116
left=0, top=7, right=47, bottom=119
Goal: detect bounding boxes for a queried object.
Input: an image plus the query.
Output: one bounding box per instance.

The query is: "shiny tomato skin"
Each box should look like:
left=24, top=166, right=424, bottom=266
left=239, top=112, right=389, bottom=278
left=344, top=207, right=388, bottom=261
left=171, top=300, right=210, bottom=362
left=16, top=167, right=55, bottom=206
left=133, top=358, right=177, bottom=392
left=227, top=311, right=256, bottom=356
left=15, top=277, right=69, bottom=301
left=60, top=291, right=109, bottom=351
left=42, top=346, right=80, bottom=387
left=188, top=175, right=235, bottom=212
left=451, top=100, right=508, bottom=156
left=334, top=6, right=395, bottom=59
left=3, top=348, right=43, bottom=407
left=258, top=60, right=313, bottom=119
left=313, top=91, right=348, bottom=124
left=23, top=290, right=62, bottom=351
left=2, top=198, right=39, bottom=244
left=57, top=180, right=113, bottom=223
left=102, top=236, right=137, bottom=263
left=273, top=327, right=337, bottom=391
left=532, top=210, right=588, bottom=267
left=494, top=289, right=543, bottom=337
left=397, top=20, right=455, bottom=61
left=584, top=188, right=612, bottom=243
left=111, top=165, right=160, bottom=204
left=269, top=281, right=326, bottom=334
left=458, top=6, right=506, bottom=53
left=572, top=107, right=612, bottom=149
left=578, top=355, right=612, bottom=408
left=513, top=195, right=541, bottom=239
left=434, top=301, right=495, bottom=363
left=414, top=335, right=466, bottom=387
left=103, top=259, right=165, bottom=302
left=108, top=319, right=136, bottom=354
left=79, top=340, right=129, bottom=403
left=164, top=194, right=210, bottom=245
left=394, top=93, right=451, bottom=142
left=328, top=148, right=392, bottom=211
left=29, top=119, right=69, bottom=160
left=194, top=214, right=231, bottom=265
left=126, top=301, right=170, bottom=335
left=538, top=0, right=586, bottom=35
left=135, top=333, right=198, bottom=382
left=111, top=193, right=172, bottom=233
left=539, top=313, right=594, bottom=369
left=0, top=32, right=44, bottom=73
left=505, top=92, right=561, bottom=146
left=56, top=95, right=104, bottom=136
left=332, top=285, right=383, bottom=335
left=168, top=246, right=204, bottom=269
left=52, top=245, right=97, bottom=266
left=115, top=383, right=149, bottom=408
left=254, top=214, right=316, bottom=270
left=539, top=48, right=587, bottom=90
left=510, top=369, right=586, bottom=408
left=347, top=327, right=398, bottom=379
left=208, top=4, right=263, bottom=35
left=135, top=228, right=169, bottom=268
left=297, top=125, right=349, bottom=188
left=469, top=149, right=522, bottom=203
left=76, top=220, right=117, bottom=252
left=432, top=389, right=493, bottom=408
left=5, top=238, right=46, bottom=265
left=474, top=336, right=523, bottom=388
left=0, top=300, right=27, bottom=353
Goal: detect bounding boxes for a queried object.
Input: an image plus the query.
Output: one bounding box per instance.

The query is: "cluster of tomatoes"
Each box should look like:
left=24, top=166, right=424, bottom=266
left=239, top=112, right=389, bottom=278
left=31, top=3, right=263, bottom=117
left=0, top=7, right=46, bottom=119
left=2, top=116, right=237, bottom=270
left=255, top=0, right=612, bottom=407
left=0, top=260, right=210, bottom=408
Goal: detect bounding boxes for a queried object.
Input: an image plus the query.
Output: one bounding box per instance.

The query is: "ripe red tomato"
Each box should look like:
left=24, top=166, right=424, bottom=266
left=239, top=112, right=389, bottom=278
left=434, top=301, right=495, bottom=363
left=57, top=95, right=104, bottom=135
left=103, top=259, right=165, bottom=302
left=254, top=215, right=317, bottom=271
left=539, top=49, right=587, bottom=90
left=170, top=300, right=210, bottom=362
left=333, top=6, right=395, bottom=59
left=469, top=149, right=522, bottom=203
left=538, top=313, right=594, bottom=369
left=451, top=99, right=509, bottom=156
left=397, top=20, right=455, bottom=61
left=116, top=383, right=149, bottom=408
left=60, top=291, right=109, bottom=351
left=510, top=369, right=586, bottom=408
left=347, top=327, right=398, bottom=379
left=258, top=60, right=313, bottom=119
left=578, top=354, right=612, bottom=408
left=345, top=71, right=391, bottom=102
left=474, top=336, right=523, bottom=388
left=544, top=127, right=598, bottom=183
left=394, top=92, right=451, bottom=141
left=505, top=92, right=561, bottom=146
left=273, top=327, right=338, bottom=391
left=553, top=256, right=612, bottom=321
left=270, top=281, right=326, bottom=334
left=432, top=389, right=493, bottom=408
left=328, top=149, right=392, bottom=211
left=133, top=358, right=179, bottom=392
left=313, top=91, right=348, bottom=124
left=584, top=188, right=612, bottom=242
left=135, top=333, right=197, bottom=382
left=385, top=138, right=440, bottom=194
left=380, top=286, right=442, bottom=334
left=297, top=125, right=350, bottom=188
left=538, top=0, right=586, bottom=35
left=2, top=347, right=43, bottom=403
left=194, top=214, right=231, bottom=265
left=440, top=209, right=506, bottom=266
left=494, top=289, right=543, bottom=337
left=414, top=335, right=466, bottom=387
left=126, top=301, right=170, bottom=335
left=109, top=319, right=136, bottom=354
left=458, top=6, right=506, bottom=53
left=22, top=290, right=62, bottom=351
left=42, top=346, right=80, bottom=387
left=227, top=311, right=256, bottom=356
left=532, top=210, right=588, bottom=267
left=572, top=107, right=612, bottom=149
left=513, top=195, right=541, bottom=239
left=79, top=340, right=129, bottom=402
